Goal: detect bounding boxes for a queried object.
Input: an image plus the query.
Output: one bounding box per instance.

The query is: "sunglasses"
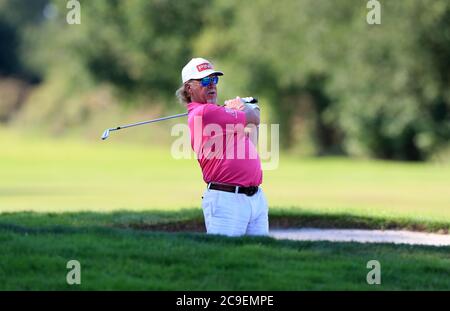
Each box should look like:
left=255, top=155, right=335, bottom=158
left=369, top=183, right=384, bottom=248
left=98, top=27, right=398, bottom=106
left=196, top=76, right=219, bottom=87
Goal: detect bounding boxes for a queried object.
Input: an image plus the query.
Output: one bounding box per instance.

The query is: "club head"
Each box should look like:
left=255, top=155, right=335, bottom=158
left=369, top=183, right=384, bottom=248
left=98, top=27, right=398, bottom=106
left=241, top=97, right=258, bottom=103
left=101, top=129, right=110, bottom=140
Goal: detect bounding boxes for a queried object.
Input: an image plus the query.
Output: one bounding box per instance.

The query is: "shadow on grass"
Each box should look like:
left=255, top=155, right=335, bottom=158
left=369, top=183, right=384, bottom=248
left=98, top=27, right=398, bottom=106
left=0, top=207, right=448, bottom=234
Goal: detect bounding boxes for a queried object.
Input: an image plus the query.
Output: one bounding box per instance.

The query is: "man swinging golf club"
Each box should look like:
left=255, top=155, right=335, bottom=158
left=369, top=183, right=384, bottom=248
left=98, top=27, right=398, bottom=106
left=176, top=57, right=269, bottom=237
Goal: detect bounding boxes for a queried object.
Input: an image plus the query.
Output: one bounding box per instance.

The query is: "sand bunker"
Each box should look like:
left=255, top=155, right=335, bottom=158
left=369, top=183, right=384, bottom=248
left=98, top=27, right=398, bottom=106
left=269, top=228, right=450, bottom=246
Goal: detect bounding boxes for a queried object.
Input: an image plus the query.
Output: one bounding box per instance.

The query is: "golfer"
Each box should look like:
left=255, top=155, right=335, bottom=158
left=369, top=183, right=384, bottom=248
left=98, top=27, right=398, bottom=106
left=176, top=57, right=268, bottom=237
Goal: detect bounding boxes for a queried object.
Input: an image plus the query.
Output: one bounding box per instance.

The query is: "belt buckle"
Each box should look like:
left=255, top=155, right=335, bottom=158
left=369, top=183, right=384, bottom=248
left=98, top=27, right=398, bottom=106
left=245, top=186, right=258, bottom=196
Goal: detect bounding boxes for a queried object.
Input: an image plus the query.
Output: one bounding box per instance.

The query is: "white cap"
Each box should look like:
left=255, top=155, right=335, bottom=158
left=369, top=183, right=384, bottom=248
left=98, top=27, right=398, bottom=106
left=181, top=57, right=223, bottom=83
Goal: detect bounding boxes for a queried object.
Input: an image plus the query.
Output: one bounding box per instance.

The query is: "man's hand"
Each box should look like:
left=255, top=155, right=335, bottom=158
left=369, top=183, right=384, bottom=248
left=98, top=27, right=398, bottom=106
left=224, top=96, right=244, bottom=110
left=224, top=96, right=260, bottom=126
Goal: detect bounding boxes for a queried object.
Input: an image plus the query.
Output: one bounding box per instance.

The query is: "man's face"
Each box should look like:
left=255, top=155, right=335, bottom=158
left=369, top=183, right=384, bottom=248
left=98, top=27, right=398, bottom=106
left=186, top=74, right=218, bottom=104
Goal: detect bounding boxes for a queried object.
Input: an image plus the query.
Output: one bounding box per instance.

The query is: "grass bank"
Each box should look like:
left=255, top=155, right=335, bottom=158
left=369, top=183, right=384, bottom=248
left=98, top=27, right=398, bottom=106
left=1, top=222, right=449, bottom=290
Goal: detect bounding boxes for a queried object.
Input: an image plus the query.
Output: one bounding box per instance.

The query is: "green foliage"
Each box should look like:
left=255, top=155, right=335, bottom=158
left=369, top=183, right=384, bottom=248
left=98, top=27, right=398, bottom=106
left=0, top=0, right=47, bottom=79
left=2, top=0, right=450, bottom=160
left=0, top=0, right=48, bottom=26
left=326, top=1, right=450, bottom=161
left=55, top=0, right=213, bottom=100
left=198, top=0, right=450, bottom=160
left=0, top=19, right=20, bottom=76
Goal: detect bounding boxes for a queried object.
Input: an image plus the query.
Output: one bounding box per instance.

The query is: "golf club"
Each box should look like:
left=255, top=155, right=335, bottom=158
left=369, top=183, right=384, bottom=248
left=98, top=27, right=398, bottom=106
left=101, top=97, right=258, bottom=140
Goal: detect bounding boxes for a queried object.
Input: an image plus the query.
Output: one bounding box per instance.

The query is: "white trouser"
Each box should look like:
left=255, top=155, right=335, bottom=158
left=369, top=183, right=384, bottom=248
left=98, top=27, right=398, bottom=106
left=201, top=187, right=269, bottom=237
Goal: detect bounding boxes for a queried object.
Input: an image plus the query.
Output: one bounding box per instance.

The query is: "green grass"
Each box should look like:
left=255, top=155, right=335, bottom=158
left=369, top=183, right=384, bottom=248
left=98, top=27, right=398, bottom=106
left=1, top=221, right=449, bottom=290
left=1, top=128, right=449, bottom=225
left=1, top=128, right=449, bottom=290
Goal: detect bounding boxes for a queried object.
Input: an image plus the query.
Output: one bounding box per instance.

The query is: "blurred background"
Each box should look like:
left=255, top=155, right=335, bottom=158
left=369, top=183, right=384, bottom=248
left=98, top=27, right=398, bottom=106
left=1, top=0, right=449, bottom=160
left=0, top=0, right=449, bottom=217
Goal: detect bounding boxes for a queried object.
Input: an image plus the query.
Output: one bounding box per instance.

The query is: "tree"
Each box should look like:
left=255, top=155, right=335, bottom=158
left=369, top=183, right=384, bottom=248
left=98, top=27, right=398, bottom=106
left=61, top=0, right=214, bottom=101
left=0, top=0, right=48, bottom=80
left=197, top=0, right=450, bottom=160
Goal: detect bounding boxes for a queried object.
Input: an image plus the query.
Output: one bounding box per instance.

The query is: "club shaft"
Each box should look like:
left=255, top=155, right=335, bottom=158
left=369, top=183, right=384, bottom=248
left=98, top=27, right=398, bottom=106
left=111, top=112, right=188, bottom=131
left=104, top=97, right=258, bottom=138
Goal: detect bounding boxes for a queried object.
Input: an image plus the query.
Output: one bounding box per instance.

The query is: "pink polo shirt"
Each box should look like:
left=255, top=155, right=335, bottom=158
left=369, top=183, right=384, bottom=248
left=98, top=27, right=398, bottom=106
left=187, top=102, right=262, bottom=187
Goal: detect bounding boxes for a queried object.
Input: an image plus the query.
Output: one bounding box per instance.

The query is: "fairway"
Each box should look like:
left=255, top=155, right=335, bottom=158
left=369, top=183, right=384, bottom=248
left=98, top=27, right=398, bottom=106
left=1, top=129, right=449, bottom=224
left=1, top=129, right=450, bottom=290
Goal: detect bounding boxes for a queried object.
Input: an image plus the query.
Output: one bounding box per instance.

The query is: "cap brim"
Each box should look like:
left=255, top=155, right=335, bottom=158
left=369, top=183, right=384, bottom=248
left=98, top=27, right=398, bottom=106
left=184, top=70, right=223, bottom=83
